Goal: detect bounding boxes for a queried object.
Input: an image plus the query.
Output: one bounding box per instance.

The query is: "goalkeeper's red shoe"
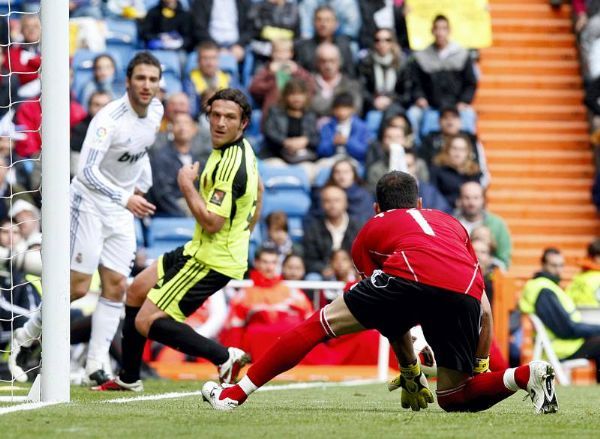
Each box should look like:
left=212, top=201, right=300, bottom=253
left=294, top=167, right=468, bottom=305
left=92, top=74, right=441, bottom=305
left=91, top=377, right=143, bottom=392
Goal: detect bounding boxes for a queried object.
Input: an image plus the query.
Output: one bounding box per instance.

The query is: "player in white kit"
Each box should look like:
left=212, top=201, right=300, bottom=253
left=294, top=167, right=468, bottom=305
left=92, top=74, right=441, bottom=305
left=9, top=52, right=164, bottom=385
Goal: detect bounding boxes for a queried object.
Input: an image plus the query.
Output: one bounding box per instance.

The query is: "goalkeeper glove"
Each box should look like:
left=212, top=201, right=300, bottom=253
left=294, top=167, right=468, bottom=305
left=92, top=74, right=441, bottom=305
left=473, top=356, right=490, bottom=375
left=398, top=362, right=434, bottom=411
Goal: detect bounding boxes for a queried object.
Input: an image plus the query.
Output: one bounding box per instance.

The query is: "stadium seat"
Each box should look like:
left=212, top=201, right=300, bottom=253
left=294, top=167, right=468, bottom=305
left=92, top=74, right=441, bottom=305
left=260, top=163, right=310, bottom=193
left=144, top=217, right=195, bottom=260
left=528, top=314, right=592, bottom=386
left=72, top=49, right=99, bottom=99
left=365, top=110, right=383, bottom=139
left=246, top=109, right=263, bottom=153
left=241, top=49, right=255, bottom=88
left=106, top=43, right=136, bottom=72
left=287, top=216, right=304, bottom=242
left=105, top=18, right=139, bottom=46
left=248, top=222, right=262, bottom=260
left=262, top=190, right=311, bottom=219
left=0, top=0, right=22, bottom=14
left=149, top=217, right=195, bottom=242
left=150, top=50, right=184, bottom=94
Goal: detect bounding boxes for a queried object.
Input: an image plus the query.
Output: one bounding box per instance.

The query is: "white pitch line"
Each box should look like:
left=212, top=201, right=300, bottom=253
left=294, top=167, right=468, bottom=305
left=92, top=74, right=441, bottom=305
left=0, top=401, right=61, bottom=416
left=102, top=379, right=381, bottom=404
left=102, top=391, right=203, bottom=404
left=0, top=396, right=28, bottom=403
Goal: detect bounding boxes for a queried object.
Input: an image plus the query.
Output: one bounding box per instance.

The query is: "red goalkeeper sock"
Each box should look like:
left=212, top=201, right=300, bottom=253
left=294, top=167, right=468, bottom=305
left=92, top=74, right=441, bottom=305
left=437, top=365, right=531, bottom=412
left=220, top=309, right=332, bottom=404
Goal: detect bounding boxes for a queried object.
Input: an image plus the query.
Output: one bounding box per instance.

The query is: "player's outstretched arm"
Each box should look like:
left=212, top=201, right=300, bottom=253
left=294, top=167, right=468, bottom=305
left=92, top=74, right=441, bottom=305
left=178, top=162, right=225, bottom=234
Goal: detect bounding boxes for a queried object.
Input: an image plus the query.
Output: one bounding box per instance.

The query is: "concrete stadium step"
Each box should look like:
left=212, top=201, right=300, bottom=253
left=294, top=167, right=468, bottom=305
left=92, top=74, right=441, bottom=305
left=490, top=177, right=592, bottom=191
left=481, top=133, right=589, bottom=142
left=488, top=163, right=594, bottom=179
left=482, top=0, right=595, bottom=337
left=514, top=247, right=588, bottom=260
left=479, top=59, right=580, bottom=76
left=480, top=132, right=590, bottom=148
left=488, top=189, right=592, bottom=205
left=490, top=3, right=571, bottom=19
left=491, top=17, right=572, bottom=34
left=479, top=74, right=582, bottom=90
left=492, top=32, right=575, bottom=48
left=477, top=104, right=586, bottom=121
left=510, top=257, right=584, bottom=272
left=485, top=149, right=592, bottom=165
left=510, top=235, right=597, bottom=249
left=508, top=265, right=580, bottom=280
left=475, top=104, right=587, bottom=121
left=484, top=140, right=588, bottom=150
left=475, top=88, right=584, bottom=105
left=477, top=120, right=588, bottom=135
left=493, top=203, right=597, bottom=220
left=481, top=47, right=578, bottom=61
left=504, top=218, right=599, bottom=235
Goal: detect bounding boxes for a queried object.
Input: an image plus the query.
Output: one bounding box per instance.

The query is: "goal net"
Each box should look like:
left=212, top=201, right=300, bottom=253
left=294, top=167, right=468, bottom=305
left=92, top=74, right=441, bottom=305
left=0, top=0, right=70, bottom=404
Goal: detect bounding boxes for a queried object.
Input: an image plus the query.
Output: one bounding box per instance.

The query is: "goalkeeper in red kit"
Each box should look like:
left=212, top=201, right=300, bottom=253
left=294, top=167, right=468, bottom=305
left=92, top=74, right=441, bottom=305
left=202, top=171, right=558, bottom=414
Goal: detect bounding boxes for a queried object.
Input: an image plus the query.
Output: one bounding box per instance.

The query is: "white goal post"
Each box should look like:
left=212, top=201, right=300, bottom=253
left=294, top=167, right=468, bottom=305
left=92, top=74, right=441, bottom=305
left=40, top=0, right=71, bottom=403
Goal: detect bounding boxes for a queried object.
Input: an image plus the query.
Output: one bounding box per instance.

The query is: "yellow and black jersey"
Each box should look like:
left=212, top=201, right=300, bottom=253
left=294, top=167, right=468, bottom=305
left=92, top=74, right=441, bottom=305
left=184, top=137, right=259, bottom=279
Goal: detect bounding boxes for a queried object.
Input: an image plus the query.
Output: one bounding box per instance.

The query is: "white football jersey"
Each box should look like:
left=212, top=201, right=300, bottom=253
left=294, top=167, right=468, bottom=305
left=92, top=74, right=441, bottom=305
left=71, top=93, right=163, bottom=211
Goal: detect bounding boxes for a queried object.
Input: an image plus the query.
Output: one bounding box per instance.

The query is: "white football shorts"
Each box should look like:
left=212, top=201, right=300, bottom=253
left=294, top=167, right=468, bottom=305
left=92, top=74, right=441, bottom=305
left=70, top=191, right=136, bottom=277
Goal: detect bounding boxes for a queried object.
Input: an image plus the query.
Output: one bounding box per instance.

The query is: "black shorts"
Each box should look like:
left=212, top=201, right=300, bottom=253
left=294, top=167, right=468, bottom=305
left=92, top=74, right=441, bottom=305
left=147, top=246, right=231, bottom=322
left=344, top=272, right=481, bottom=374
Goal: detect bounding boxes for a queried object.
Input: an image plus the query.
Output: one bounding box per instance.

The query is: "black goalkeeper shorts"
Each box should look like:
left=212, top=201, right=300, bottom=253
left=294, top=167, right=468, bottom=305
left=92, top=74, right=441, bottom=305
left=344, top=272, right=482, bottom=374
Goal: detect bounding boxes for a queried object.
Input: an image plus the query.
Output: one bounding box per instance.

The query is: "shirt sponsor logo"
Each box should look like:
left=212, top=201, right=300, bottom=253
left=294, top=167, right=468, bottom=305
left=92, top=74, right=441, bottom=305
left=118, top=148, right=149, bottom=164
left=210, top=189, right=226, bottom=206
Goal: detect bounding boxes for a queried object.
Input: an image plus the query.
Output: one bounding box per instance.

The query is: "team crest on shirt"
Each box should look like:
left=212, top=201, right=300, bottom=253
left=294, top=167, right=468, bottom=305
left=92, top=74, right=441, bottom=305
left=96, top=127, right=107, bottom=139
left=210, top=189, right=226, bottom=206
left=75, top=253, right=82, bottom=263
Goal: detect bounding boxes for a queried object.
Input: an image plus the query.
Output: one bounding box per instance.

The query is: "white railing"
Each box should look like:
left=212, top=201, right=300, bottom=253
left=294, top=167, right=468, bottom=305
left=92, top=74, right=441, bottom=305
left=227, top=280, right=390, bottom=382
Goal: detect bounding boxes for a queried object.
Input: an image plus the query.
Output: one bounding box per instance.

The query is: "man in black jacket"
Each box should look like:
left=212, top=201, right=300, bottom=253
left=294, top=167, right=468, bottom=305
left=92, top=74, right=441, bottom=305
left=294, top=5, right=355, bottom=77
left=190, top=0, right=252, bottom=62
left=139, top=0, right=197, bottom=52
left=147, top=112, right=204, bottom=216
left=406, top=15, right=477, bottom=143
left=303, top=184, right=361, bottom=279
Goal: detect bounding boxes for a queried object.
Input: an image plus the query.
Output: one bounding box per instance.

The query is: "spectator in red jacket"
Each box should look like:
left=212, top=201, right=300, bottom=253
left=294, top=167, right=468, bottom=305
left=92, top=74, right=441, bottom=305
left=15, top=90, right=86, bottom=158
left=4, top=14, right=41, bottom=87
left=221, top=247, right=313, bottom=359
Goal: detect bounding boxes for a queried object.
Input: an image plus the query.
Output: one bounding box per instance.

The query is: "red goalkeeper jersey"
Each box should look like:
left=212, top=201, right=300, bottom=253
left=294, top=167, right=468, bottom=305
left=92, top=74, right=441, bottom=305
left=351, top=208, right=484, bottom=301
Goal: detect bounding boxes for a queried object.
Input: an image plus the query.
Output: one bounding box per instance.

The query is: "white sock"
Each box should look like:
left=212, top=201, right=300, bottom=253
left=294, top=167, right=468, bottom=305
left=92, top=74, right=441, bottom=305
left=21, top=308, right=42, bottom=346
left=503, top=368, right=520, bottom=392
left=86, top=297, right=124, bottom=369
left=238, top=375, right=258, bottom=396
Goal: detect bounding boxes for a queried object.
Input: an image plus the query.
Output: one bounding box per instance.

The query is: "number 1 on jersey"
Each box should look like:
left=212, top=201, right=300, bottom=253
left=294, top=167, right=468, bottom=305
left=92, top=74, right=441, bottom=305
left=407, top=209, right=435, bottom=236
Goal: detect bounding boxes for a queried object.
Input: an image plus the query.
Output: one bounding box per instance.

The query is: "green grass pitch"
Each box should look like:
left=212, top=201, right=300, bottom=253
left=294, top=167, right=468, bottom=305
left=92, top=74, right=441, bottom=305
left=1, top=380, right=599, bottom=438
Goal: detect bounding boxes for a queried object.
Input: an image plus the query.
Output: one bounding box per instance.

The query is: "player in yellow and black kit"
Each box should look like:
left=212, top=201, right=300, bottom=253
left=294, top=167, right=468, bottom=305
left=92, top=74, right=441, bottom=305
left=94, top=89, right=263, bottom=392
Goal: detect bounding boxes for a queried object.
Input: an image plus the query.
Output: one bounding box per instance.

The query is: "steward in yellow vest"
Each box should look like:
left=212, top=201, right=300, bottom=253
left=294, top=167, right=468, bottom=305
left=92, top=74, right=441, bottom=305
left=519, top=247, right=600, bottom=383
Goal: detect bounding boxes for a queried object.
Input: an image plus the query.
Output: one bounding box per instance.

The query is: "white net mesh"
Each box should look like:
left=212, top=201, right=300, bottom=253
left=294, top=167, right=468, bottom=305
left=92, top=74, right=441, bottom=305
left=0, top=1, right=43, bottom=403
